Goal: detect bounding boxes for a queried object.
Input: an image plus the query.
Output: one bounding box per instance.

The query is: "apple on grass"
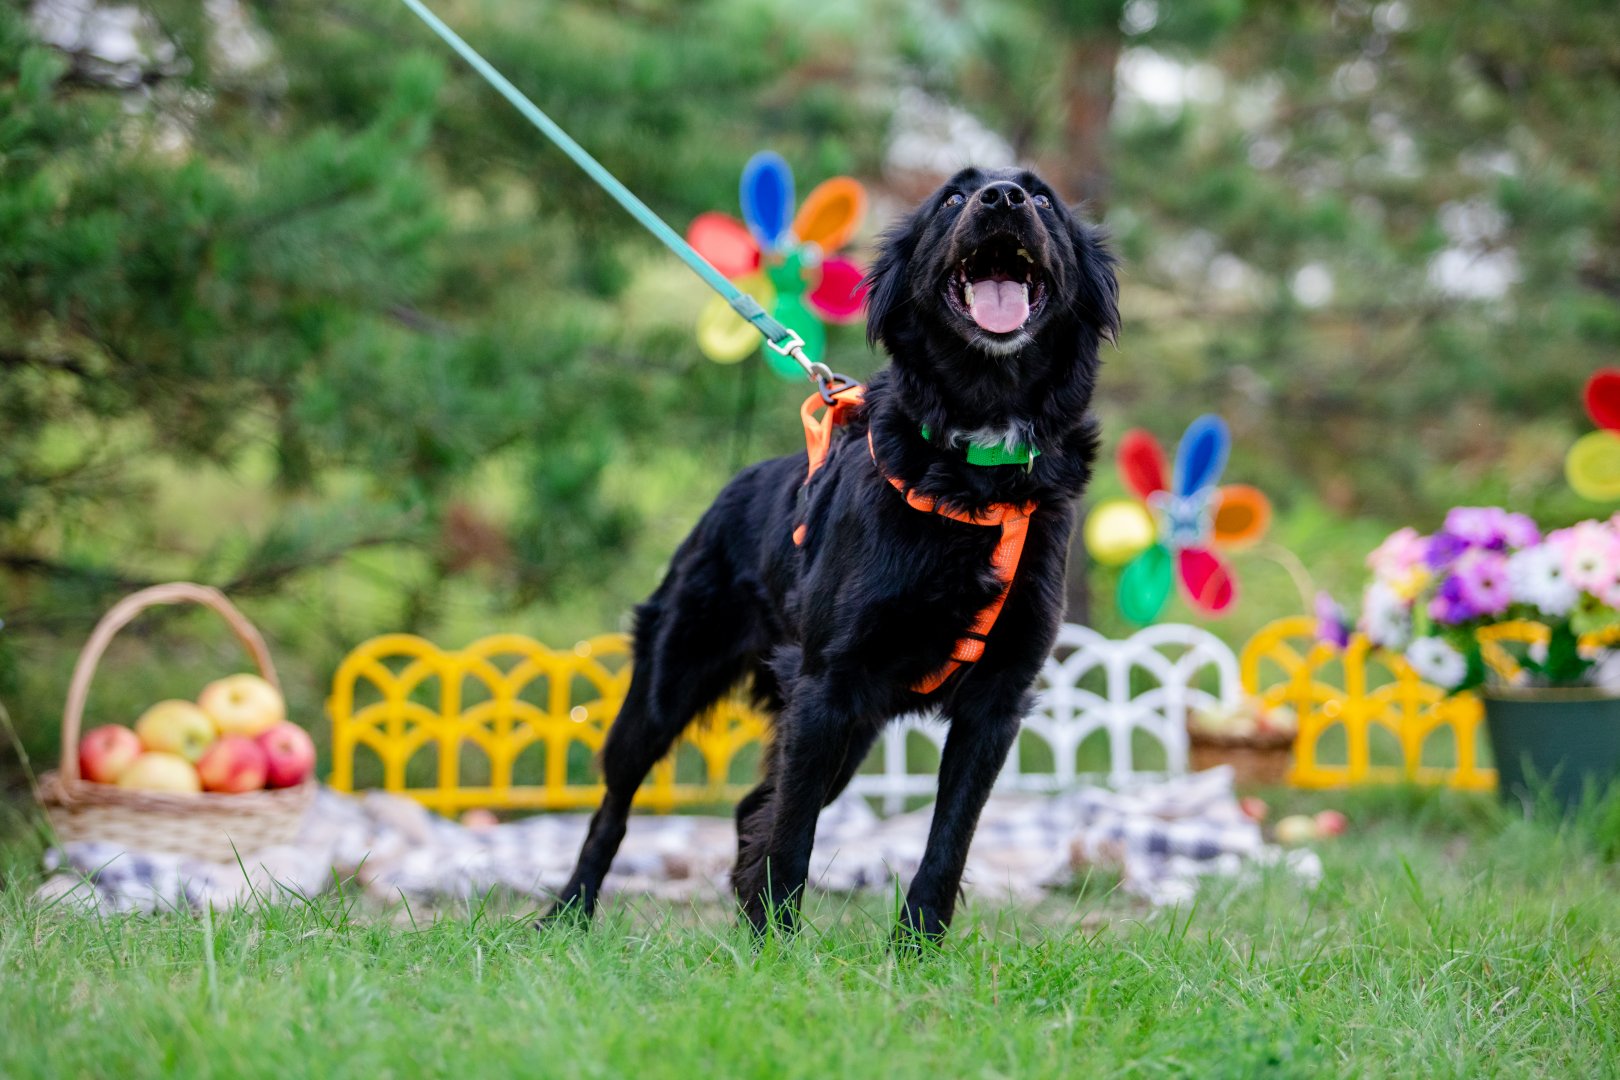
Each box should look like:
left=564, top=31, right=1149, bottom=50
left=78, top=724, right=144, bottom=784
left=117, top=752, right=202, bottom=794
left=1273, top=814, right=1319, bottom=846
left=135, top=700, right=217, bottom=762
left=199, top=673, right=285, bottom=737
left=1314, top=809, right=1349, bottom=837
left=197, top=735, right=269, bottom=793
left=256, top=722, right=316, bottom=788
left=1239, top=796, right=1270, bottom=823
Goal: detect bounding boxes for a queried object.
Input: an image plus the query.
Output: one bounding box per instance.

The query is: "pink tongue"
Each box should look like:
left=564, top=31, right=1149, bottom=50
left=968, top=278, right=1029, bottom=334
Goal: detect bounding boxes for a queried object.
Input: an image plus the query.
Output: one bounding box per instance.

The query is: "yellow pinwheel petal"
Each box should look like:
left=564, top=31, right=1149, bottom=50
left=695, top=273, right=776, bottom=363
left=1567, top=429, right=1620, bottom=501
left=1084, top=499, right=1157, bottom=566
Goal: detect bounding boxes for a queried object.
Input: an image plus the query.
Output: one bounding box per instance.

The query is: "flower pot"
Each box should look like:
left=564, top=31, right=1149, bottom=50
left=1482, top=687, right=1620, bottom=812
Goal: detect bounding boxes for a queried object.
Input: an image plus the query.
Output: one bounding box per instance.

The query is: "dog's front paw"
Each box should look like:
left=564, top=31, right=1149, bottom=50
left=892, top=902, right=948, bottom=957
left=535, top=894, right=594, bottom=934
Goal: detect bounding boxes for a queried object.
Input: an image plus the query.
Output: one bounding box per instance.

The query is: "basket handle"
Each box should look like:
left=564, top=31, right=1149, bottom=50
left=60, top=583, right=280, bottom=782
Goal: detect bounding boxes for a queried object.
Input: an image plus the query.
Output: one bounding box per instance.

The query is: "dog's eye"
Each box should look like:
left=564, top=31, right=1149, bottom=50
left=1033, top=194, right=1052, bottom=210
left=943, top=193, right=965, bottom=208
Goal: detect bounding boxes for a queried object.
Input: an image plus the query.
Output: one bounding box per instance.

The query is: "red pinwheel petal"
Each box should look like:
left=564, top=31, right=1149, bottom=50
left=1586, top=369, right=1620, bottom=432
left=1178, top=547, right=1235, bottom=614
left=806, top=256, right=867, bottom=323
left=1118, top=430, right=1168, bottom=499
left=686, top=213, right=760, bottom=279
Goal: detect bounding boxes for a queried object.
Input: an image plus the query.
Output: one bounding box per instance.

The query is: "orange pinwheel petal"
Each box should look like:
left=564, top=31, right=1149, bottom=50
left=792, top=177, right=867, bottom=252
left=687, top=212, right=760, bottom=279
left=1212, top=484, right=1271, bottom=548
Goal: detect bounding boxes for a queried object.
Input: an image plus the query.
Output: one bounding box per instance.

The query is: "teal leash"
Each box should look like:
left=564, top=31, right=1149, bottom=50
left=397, top=0, right=838, bottom=389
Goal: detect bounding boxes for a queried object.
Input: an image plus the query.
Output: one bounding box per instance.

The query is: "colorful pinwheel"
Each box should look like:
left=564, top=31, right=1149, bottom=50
left=687, top=152, right=868, bottom=380
left=1567, top=369, right=1620, bottom=502
left=1084, top=416, right=1272, bottom=623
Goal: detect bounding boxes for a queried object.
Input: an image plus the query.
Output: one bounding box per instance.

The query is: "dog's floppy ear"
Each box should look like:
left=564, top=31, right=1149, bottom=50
left=863, top=208, right=923, bottom=350
left=1069, top=215, right=1120, bottom=344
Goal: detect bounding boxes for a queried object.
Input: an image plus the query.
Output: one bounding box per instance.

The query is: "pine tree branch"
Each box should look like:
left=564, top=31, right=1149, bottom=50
left=0, top=349, right=94, bottom=380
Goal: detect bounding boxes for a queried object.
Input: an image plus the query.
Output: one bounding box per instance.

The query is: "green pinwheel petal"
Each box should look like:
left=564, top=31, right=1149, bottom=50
left=1118, top=543, right=1173, bottom=624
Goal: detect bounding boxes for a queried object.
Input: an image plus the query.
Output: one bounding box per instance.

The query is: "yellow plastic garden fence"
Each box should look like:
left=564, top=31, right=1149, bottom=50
left=327, top=619, right=1620, bottom=809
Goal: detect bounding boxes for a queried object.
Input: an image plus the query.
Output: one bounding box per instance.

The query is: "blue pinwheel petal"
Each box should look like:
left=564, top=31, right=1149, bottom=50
left=1174, top=414, right=1230, bottom=496
left=740, top=152, right=796, bottom=253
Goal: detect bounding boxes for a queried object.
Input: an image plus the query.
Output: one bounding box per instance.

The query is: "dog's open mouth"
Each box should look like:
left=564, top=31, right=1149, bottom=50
left=944, top=235, right=1050, bottom=336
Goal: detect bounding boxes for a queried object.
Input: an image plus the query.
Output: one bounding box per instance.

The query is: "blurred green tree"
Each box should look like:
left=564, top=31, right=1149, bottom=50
left=0, top=0, right=888, bottom=644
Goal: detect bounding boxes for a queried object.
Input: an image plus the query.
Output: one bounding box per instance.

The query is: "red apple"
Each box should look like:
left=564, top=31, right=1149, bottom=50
left=117, top=752, right=202, bottom=794
left=79, top=724, right=145, bottom=784
left=256, top=722, right=315, bottom=788
left=197, top=735, right=270, bottom=793
left=1239, top=796, right=1270, bottom=823
left=135, top=700, right=217, bottom=762
left=460, top=809, right=499, bottom=830
left=198, top=673, right=285, bottom=737
left=1313, top=809, right=1349, bottom=837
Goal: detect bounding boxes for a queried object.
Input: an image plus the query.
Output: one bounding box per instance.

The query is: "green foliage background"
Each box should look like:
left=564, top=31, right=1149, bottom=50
left=2, top=0, right=1616, bottom=784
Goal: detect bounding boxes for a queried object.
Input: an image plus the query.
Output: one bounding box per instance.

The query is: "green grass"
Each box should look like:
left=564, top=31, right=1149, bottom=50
left=3, top=786, right=1620, bottom=1078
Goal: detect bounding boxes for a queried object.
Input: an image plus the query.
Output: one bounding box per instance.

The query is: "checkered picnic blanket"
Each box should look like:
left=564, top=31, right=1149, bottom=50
left=35, top=767, right=1320, bottom=915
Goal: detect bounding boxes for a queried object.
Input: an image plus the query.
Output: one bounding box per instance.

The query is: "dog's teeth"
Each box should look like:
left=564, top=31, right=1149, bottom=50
left=1018, top=248, right=1033, bottom=263
left=964, top=281, right=975, bottom=307
left=1022, top=282, right=1030, bottom=302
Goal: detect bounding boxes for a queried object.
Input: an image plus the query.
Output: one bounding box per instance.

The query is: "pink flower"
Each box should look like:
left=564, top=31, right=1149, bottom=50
left=1368, top=527, right=1427, bottom=580
left=1562, top=520, right=1620, bottom=594
left=1451, top=549, right=1512, bottom=617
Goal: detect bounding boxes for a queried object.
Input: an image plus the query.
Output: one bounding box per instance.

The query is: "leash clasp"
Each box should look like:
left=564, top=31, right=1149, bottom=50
left=815, top=369, right=860, bottom=406
left=764, top=330, right=839, bottom=389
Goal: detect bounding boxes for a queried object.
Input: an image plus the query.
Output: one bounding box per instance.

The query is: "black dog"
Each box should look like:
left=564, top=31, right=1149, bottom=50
left=548, top=167, right=1118, bottom=941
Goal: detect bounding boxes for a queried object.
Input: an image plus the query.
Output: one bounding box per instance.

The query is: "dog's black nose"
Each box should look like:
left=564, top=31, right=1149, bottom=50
left=978, top=182, right=1027, bottom=209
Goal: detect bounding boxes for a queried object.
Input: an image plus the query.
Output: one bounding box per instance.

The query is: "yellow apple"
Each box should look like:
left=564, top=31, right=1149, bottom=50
left=1273, top=814, right=1319, bottom=846
left=198, top=673, right=285, bottom=737
left=117, top=752, right=202, bottom=794
left=135, top=700, right=217, bottom=762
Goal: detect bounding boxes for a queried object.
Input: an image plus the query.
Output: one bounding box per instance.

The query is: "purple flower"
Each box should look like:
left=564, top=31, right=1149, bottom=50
left=1451, top=549, right=1512, bottom=617
left=1444, top=506, right=1509, bottom=550
left=1428, top=574, right=1477, bottom=625
left=1315, top=591, right=1351, bottom=649
left=1425, top=530, right=1469, bottom=570
left=1500, top=512, right=1541, bottom=550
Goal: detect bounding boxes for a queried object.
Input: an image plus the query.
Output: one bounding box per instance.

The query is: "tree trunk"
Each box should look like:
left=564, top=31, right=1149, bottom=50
left=1044, top=33, right=1119, bottom=627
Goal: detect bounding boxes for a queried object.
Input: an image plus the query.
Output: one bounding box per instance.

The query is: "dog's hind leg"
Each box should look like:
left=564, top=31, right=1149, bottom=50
left=542, top=569, right=759, bottom=925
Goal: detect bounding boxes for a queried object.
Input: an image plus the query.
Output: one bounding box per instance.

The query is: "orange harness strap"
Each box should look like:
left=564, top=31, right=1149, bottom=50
left=791, top=387, right=1037, bottom=695
left=793, top=385, right=867, bottom=546
left=867, top=431, right=1036, bottom=694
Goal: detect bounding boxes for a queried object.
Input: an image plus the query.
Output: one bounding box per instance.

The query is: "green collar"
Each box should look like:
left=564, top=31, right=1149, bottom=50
left=920, top=424, right=1040, bottom=467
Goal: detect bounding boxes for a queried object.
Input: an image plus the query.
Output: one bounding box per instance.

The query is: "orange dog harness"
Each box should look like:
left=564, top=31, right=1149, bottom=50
left=794, top=386, right=1037, bottom=694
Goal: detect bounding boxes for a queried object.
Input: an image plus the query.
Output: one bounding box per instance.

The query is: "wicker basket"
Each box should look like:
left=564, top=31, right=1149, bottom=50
left=1188, top=730, right=1296, bottom=787
left=37, top=582, right=315, bottom=862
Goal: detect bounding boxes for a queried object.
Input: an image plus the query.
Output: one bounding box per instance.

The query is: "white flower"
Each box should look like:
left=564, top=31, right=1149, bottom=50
left=1360, top=582, right=1411, bottom=650
left=1405, top=637, right=1468, bottom=689
left=1506, top=543, right=1577, bottom=617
